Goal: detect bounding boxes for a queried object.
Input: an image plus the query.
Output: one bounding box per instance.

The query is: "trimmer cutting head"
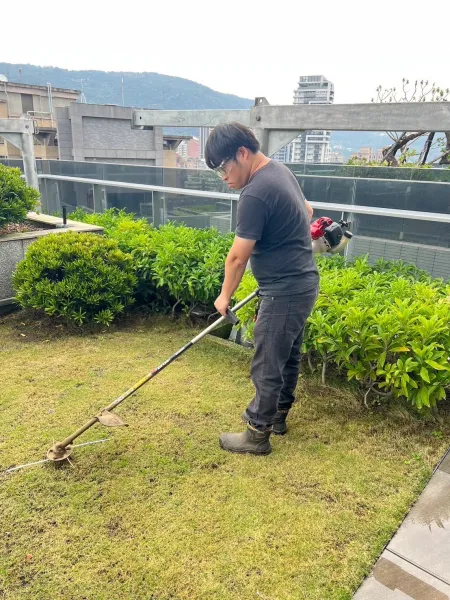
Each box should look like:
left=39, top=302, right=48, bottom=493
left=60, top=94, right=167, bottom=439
left=47, top=443, right=73, bottom=462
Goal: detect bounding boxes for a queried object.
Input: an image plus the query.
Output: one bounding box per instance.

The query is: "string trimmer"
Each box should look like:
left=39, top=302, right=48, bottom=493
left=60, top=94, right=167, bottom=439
left=46, top=217, right=352, bottom=463
left=46, top=292, right=258, bottom=462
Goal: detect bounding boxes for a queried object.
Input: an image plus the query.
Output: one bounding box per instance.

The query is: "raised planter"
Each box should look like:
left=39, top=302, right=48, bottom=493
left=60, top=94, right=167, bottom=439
left=0, top=212, right=103, bottom=308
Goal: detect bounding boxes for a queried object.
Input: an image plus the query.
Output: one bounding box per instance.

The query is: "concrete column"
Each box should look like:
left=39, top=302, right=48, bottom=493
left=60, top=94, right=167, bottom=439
left=20, top=132, right=39, bottom=192
left=71, top=116, right=85, bottom=162
left=254, top=128, right=269, bottom=156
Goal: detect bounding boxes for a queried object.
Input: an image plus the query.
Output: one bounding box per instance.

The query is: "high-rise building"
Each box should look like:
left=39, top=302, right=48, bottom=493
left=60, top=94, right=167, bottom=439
left=175, top=137, right=208, bottom=168
left=177, top=140, right=188, bottom=159
left=290, top=75, right=335, bottom=163
left=200, top=127, right=213, bottom=161
left=272, top=144, right=292, bottom=163
left=176, top=137, right=200, bottom=160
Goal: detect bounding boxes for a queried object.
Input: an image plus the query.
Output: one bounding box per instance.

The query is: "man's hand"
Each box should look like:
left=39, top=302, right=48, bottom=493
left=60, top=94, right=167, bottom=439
left=215, top=237, right=255, bottom=317
left=214, top=293, right=231, bottom=317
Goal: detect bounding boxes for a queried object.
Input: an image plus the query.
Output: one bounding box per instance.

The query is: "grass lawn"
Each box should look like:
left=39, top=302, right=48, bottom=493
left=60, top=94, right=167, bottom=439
left=1, top=312, right=449, bottom=600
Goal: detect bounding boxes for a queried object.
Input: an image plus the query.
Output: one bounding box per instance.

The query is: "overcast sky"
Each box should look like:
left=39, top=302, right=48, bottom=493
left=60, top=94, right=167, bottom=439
left=2, top=0, right=448, bottom=104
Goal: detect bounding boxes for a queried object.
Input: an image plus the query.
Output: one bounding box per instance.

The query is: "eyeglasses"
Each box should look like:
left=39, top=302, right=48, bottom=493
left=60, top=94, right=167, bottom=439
left=214, top=158, right=234, bottom=178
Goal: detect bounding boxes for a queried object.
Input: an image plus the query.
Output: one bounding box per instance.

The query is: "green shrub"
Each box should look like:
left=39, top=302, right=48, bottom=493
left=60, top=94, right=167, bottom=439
left=70, top=209, right=234, bottom=313
left=234, top=256, right=450, bottom=411
left=137, top=222, right=233, bottom=313
left=70, top=208, right=160, bottom=306
left=0, top=165, right=40, bottom=227
left=69, top=207, right=155, bottom=253
left=232, top=270, right=260, bottom=339
left=13, top=232, right=137, bottom=326
left=23, top=207, right=449, bottom=409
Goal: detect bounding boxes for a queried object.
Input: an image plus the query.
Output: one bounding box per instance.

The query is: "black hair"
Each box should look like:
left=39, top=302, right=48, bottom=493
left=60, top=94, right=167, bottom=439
left=204, top=122, right=260, bottom=169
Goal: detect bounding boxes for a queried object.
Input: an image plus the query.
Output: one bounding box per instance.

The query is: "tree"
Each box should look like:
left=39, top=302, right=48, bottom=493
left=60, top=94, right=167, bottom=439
left=371, top=79, right=450, bottom=167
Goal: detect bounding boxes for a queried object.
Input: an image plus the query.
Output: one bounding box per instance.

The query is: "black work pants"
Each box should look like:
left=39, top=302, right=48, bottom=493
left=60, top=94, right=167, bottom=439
left=245, top=287, right=318, bottom=431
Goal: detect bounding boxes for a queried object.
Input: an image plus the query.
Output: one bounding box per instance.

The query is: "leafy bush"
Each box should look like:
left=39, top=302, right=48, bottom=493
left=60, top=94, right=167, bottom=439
left=234, top=256, right=450, bottom=411
left=69, top=208, right=160, bottom=305
left=71, top=209, right=233, bottom=313
left=148, top=223, right=233, bottom=313
left=0, top=165, right=40, bottom=227
left=69, top=207, right=154, bottom=253
left=13, top=232, right=137, bottom=326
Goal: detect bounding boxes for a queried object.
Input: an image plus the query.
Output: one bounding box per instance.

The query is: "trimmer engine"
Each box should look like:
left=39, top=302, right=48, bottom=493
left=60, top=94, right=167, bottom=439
left=311, top=217, right=353, bottom=254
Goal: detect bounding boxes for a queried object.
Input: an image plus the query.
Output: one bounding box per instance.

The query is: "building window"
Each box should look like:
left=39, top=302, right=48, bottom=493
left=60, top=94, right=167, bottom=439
left=21, top=94, right=34, bottom=115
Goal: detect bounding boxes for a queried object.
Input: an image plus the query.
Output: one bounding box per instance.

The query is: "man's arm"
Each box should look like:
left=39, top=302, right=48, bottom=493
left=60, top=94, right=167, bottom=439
left=214, top=236, right=256, bottom=316
left=305, top=199, right=313, bottom=220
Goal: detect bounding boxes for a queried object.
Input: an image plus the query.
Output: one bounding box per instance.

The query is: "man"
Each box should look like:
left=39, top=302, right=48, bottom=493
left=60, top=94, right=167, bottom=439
left=205, top=123, right=319, bottom=456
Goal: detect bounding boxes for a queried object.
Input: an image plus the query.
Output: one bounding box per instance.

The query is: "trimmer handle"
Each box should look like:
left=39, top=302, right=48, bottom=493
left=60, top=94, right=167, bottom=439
left=225, top=308, right=240, bottom=326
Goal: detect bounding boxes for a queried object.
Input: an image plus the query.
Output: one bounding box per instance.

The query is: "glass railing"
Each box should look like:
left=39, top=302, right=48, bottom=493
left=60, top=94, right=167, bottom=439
left=3, top=158, right=450, bottom=184
left=3, top=158, right=449, bottom=250
left=285, top=162, right=450, bottom=182
left=0, top=158, right=24, bottom=170
left=38, top=177, right=235, bottom=231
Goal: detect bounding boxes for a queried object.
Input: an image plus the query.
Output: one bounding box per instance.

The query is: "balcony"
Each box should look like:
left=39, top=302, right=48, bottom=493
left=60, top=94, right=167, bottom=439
left=26, top=112, right=56, bottom=131
left=34, top=116, right=56, bottom=131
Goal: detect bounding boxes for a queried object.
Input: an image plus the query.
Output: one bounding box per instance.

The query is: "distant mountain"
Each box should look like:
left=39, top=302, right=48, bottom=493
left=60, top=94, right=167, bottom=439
left=331, top=131, right=390, bottom=159
left=331, top=131, right=443, bottom=162
left=0, top=62, right=254, bottom=111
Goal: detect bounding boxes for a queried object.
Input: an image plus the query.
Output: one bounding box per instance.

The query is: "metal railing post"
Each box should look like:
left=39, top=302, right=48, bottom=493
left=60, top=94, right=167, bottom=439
left=93, top=184, right=107, bottom=213
left=152, top=191, right=163, bottom=227
left=230, top=198, right=237, bottom=232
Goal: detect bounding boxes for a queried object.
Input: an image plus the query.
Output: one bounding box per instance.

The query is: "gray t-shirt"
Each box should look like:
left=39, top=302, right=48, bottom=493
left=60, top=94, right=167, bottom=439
left=236, top=160, right=319, bottom=296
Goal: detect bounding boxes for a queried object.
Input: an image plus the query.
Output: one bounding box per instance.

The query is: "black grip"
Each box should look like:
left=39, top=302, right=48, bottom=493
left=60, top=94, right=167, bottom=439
left=225, top=309, right=239, bottom=325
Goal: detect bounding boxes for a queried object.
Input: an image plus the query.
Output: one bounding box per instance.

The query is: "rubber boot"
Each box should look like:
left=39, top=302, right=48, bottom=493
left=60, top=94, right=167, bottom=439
left=219, top=424, right=272, bottom=455
left=273, top=409, right=289, bottom=436
left=242, top=409, right=289, bottom=435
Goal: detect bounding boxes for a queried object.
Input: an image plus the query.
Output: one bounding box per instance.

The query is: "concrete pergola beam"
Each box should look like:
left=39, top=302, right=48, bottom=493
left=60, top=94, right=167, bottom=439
left=252, top=102, right=450, bottom=132
left=133, top=100, right=450, bottom=157
left=133, top=109, right=251, bottom=129
left=0, top=119, right=35, bottom=134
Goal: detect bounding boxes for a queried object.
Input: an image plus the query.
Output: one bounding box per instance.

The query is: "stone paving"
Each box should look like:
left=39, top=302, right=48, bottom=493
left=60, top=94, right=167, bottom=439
left=354, top=449, right=450, bottom=599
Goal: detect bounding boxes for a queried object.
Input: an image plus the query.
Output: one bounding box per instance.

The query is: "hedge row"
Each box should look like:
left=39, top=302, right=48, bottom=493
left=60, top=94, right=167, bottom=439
left=14, top=209, right=233, bottom=323
left=234, top=256, right=450, bottom=410
left=69, top=208, right=234, bottom=313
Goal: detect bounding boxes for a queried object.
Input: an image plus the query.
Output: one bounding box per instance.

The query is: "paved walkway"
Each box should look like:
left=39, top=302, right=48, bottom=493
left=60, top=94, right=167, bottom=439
left=354, top=448, right=450, bottom=599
